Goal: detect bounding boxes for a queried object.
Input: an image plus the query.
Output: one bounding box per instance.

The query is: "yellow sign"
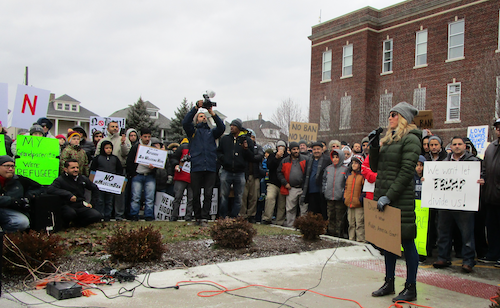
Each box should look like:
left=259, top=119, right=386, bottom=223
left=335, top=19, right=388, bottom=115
left=289, top=121, right=318, bottom=143
left=0, top=135, right=5, bottom=156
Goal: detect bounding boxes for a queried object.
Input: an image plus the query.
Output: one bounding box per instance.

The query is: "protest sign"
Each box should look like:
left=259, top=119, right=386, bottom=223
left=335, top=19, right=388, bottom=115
left=364, top=198, right=401, bottom=256
left=467, top=125, right=488, bottom=157
left=92, top=171, right=126, bottom=194
left=154, top=188, right=218, bottom=221
left=421, top=161, right=480, bottom=211
left=135, top=145, right=168, bottom=169
left=0, top=83, right=7, bottom=127
left=89, top=117, right=126, bottom=138
left=0, top=135, right=6, bottom=156
left=288, top=121, right=318, bottom=143
left=9, top=85, right=51, bottom=129
left=412, top=110, right=433, bottom=129
left=413, top=200, right=429, bottom=256
left=15, top=135, right=60, bottom=185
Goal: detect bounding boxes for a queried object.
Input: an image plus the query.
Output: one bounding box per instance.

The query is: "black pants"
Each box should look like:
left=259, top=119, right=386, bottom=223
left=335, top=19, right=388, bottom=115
left=191, top=171, right=216, bottom=220
left=306, top=192, right=327, bottom=220
left=61, top=203, right=102, bottom=228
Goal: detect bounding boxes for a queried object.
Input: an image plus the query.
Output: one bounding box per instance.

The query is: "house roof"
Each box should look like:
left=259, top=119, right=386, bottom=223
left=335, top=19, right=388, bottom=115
left=109, top=103, right=171, bottom=129
left=55, top=94, right=80, bottom=103
left=242, top=118, right=281, bottom=139
left=47, top=95, right=99, bottom=120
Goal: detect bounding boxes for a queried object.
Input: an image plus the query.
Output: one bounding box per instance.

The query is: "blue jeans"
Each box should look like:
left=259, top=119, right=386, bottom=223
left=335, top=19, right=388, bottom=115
left=130, top=174, right=156, bottom=219
left=437, top=209, right=476, bottom=267
left=384, top=239, right=419, bottom=284
left=219, top=169, right=245, bottom=218
left=0, top=208, right=30, bottom=233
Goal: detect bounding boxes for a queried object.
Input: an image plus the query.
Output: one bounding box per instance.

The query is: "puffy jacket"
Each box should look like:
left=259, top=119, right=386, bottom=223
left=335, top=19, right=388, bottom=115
left=95, top=131, right=131, bottom=168
left=217, top=132, right=255, bottom=173
left=47, top=173, right=100, bottom=207
left=370, top=129, right=422, bottom=240
left=322, top=149, right=348, bottom=201
left=301, top=152, right=331, bottom=203
left=278, top=154, right=307, bottom=195
left=361, top=154, right=377, bottom=200
left=182, top=107, right=225, bottom=173
left=247, top=143, right=264, bottom=178
left=481, top=139, right=500, bottom=204
left=60, top=144, right=89, bottom=176
left=169, top=143, right=191, bottom=183
left=0, top=175, right=43, bottom=212
left=89, top=140, right=123, bottom=175
left=344, top=171, right=364, bottom=208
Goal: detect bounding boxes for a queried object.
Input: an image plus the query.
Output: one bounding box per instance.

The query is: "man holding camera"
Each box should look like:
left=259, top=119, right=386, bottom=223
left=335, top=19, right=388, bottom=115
left=183, top=100, right=225, bottom=226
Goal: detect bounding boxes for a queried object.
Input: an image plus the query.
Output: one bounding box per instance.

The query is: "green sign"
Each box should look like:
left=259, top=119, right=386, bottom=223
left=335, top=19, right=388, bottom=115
left=401, top=200, right=429, bottom=256
left=0, top=135, right=6, bottom=156
left=15, top=135, right=59, bottom=185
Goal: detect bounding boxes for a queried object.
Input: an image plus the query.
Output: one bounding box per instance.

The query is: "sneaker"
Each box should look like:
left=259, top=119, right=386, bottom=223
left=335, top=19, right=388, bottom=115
left=461, top=264, right=473, bottom=273
left=478, top=257, right=496, bottom=264
left=432, top=260, right=451, bottom=268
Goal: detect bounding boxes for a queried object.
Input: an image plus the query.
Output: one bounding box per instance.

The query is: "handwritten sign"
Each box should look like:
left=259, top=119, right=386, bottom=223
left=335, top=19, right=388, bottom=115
left=135, top=145, right=168, bottom=169
left=154, top=188, right=218, bottom=221
left=9, top=85, right=51, bottom=130
left=89, top=117, right=126, bottom=138
left=421, top=161, right=480, bottom=211
left=289, top=121, right=318, bottom=143
left=364, top=198, right=401, bottom=256
left=15, top=135, right=59, bottom=185
left=412, top=110, right=433, bottom=129
left=0, top=83, right=7, bottom=127
left=0, top=135, right=6, bottom=156
left=467, top=125, right=488, bottom=157
left=91, top=171, right=126, bottom=194
left=413, top=200, right=429, bottom=256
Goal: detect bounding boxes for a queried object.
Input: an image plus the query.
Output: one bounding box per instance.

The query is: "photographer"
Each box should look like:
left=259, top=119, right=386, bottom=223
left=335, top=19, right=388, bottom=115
left=217, top=119, right=255, bottom=218
left=182, top=99, right=225, bottom=226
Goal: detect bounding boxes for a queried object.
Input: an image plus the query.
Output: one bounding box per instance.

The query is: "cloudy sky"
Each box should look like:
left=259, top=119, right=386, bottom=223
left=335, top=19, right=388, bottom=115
left=1, top=0, right=401, bottom=123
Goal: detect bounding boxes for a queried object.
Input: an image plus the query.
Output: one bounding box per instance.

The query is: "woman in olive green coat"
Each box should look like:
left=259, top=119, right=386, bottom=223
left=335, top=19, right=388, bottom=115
left=369, top=102, right=421, bottom=303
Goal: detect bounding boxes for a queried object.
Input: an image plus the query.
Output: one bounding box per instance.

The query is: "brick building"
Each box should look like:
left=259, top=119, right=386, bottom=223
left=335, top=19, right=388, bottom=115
left=309, top=0, right=500, bottom=146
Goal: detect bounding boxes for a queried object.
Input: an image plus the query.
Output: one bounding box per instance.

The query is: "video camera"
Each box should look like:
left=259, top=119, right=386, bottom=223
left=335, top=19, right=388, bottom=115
left=202, top=90, right=217, bottom=109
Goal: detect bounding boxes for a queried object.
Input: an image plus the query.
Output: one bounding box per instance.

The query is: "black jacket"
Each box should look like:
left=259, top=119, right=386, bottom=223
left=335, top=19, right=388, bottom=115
left=481, top=139, right=500, bottom=204
left=424, top=150, right=448, bottom=161
left=217, top=133, right=255, bottom=173
left=90, top=141, right=123, bottom=175
left=247, top=143, right=264, bottom=178
left=301, top=152, right=332, bottom=200
left=267, top=150, right=288, bottom=187
left=47, top=173, right=100, bottom=207
left=126, top=143, right=157, bottom=178
left=0, top=175, right=43, bottom=212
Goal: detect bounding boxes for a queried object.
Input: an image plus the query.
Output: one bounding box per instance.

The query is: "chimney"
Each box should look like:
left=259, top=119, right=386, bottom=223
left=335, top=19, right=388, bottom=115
left=49, top=93, right=55, bottom=102
left=258, top=113, right=262, bottom=121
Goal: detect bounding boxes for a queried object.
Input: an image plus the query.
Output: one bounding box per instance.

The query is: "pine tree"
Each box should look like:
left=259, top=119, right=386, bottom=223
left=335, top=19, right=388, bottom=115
left=167, top=98, right=193, bottom=143
left=126, top=97, right=160, bottom=137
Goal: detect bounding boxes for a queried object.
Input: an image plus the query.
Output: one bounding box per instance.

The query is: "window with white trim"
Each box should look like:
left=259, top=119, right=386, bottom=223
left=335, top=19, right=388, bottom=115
left=148, top=110, right=159, bottom=119
left=379, top=93, right=393, bottom=127
left=319, top=100, right=330, bottom=131
left=496, top=76, right=500, bottom=118
left=382, top=39, right=393, bottom=73
left=342, top=44, right=353, bottom=77
left=413, top=87, right=426, bottom=111
left=322, top=50, right=332, bottom=81
left=415, top=30, right=427, bottom=66
left=56, top=103, right=63, bottom=110
left=339, top=96, right=351, bottom=130
left=447, top=82, right=461, bottom=121
left=64, top=103, right=70, bottom=111
left=448, top=20, right=464, bottom=60
left=71, top=104, right=77, bottom=112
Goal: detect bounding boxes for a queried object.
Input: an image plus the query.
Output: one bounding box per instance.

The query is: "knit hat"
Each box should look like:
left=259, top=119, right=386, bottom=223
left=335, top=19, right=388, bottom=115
left=390, top=102, right=419, bottom=123
left=150, top=137, right=161, bottom=145
left=180, top=138, right=189, bottom=144
left=0, top=155, right=14, bottom=166
left=361, top=136, right=369, bottom=144
left=265, top=148, right=274, bottom=154
left=428, top=135, right=442, bottom=146
left=55, top=134, right=66, bottom=140
left=36, top=117, right=53, bottom=130
left=276, top=140, right=286, bottom=148
left=352, top=154, right=364, bottom=165
left=71, top=125, right=87, bottom=138
left=29, top=124, right=44, bottom=135
left=299, top=139, right=307, bottom=146
left=67, top=130, right=81, bottom=140
left=289, top=141, right=299, bottom=149
left=311, top=141, right=323, bottom=148
left=418, top=155, right=426, bottom=164
left=230, top=118, right=243, bottom=130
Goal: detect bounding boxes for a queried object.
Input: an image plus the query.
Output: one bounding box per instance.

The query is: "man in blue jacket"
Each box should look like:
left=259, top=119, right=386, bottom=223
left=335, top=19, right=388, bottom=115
left=183, top=101, right=225, bottom=226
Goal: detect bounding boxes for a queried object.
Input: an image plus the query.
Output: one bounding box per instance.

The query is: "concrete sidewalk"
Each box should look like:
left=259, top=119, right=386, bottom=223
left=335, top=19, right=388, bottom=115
left=1, top=242, right=498, bottom=308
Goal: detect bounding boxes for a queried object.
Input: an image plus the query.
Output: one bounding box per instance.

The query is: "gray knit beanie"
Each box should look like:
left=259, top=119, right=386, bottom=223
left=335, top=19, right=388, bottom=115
left=390, top=102, right=419, bottom=124
left=428, top=135, right=442, bottom=146
left=0, top=155, right=14, bottom=166
left=289, top=141, right=299, bottom=149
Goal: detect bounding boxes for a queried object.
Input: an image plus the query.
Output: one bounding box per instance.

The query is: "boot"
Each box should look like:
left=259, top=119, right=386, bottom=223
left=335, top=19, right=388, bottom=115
left=392, top=282, right=417, bottom=302
left=371, top=277, right=395, bottom=297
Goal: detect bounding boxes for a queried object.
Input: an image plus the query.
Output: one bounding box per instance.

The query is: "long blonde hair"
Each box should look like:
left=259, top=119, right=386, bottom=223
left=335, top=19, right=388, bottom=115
left=380, top=115, right=417, bottom=145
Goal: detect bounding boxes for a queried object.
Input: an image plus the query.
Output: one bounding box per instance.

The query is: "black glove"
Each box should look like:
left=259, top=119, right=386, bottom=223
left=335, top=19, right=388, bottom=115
left=377, top=196, right=390, bottom=212
left=368, top=127, right=383, bottom=148
left=12, top=197, right=30, bottom=211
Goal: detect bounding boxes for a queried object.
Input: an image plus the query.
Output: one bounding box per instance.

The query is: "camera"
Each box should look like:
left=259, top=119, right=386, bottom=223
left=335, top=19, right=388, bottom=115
left=180, top=154, right=191, bottom=163
left=202, top=90, right=217, bottom=109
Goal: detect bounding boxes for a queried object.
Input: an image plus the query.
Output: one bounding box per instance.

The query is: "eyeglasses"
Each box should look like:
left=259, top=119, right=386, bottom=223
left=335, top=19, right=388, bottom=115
left=1, top=164, right=15, bottom=169
left=389, top=112, right=398, bottom=118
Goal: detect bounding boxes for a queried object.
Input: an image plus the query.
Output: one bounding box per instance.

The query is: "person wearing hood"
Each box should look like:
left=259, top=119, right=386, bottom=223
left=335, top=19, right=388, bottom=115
left=60, top=130, right=89, bottom=176
left=92, top=130, right=103, bottom=148
left=36, top=117, right=55, bottom=138
left=90, top=140, right=123, bottom=221
left=369, top=101, right=421, bottom=302
left=322, top=148, right=348, bottom=237
left=261, top=140, right=288, bottom=225
left=169, top=138, right=193, bottom=221
left=0, top=121, right=13, bottom=157
left=126, top=128, right=139, bottom=147
left=240, top=128, right=264, bottom=223
left=71, top=126, right=95, bottom=162
left=342, top=146, right=352, bottom=167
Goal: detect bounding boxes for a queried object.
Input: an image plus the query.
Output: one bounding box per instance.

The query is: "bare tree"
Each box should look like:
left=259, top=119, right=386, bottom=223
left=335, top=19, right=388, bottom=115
left=271, top=98, right=308, bottom=136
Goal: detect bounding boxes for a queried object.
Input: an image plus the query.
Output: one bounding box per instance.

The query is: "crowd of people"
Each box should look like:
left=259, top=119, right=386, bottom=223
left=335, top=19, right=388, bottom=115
left=1, top=101, right=500, bottom=301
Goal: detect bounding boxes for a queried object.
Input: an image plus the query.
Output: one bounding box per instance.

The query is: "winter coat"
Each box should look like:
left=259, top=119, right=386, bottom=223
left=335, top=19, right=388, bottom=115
left=322, top=149, right=348, bottom=201
left=60, top=144, right=89, bottom=176
left=361, top=154, right=377, bottom=200
left=1, top=130, right=13, bottom=157
left=47, top=173, right=99, bottom=207
left=277, top=154, right=307, bottom=195
left=424, top=150, right=447, bottom=161
left=89, top=140, right=123, bottom=175
left=126, top=129, right=139, bottom=147
left=217, top=132, right=255, bottom=173
left=344, top=170, right=364, bottom=208
left=182, top=107, right=225, bottom=173
left=169, top=143, right=191, bottom=183
left=247, top=142, right=264, bottom=178
left=481, top=139, right=500, bottom=204
left=126, top=142, right=157, bottom=178
left=80, top=139, right=96, bottom=163
left=0, top=175, right=43, bottom=213
left=301, top=152, right=332, bottom=203
left=95, top=131, right=131, bottom=168
left=267, top=150, right=288, bottom=187
left=369, top=129, right=422, bottom=240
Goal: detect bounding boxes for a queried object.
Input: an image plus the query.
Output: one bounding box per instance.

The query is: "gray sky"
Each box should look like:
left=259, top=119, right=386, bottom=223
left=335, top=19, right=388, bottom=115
left=1, top=0, right=401, bottom=123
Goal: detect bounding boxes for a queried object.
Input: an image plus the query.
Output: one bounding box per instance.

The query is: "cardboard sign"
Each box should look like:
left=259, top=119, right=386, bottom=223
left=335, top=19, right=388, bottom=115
left=89, top=117, right=126, bottom=138
left=0, top=135, right=6, bottom=156
left=135, top=144, right=168, bottom=169
left=412, top=110, right=433, bottom=129
left=0, top=83, right=8, bottom=127
left=9, top=85, right=51, bottom=129
left=15, top=135, right=60, bottom=185
left=91, top=171, right=127, bottom=194
left=154, top=188, right=218, bottom=221
left=364, top=198, right=401, bottom=256
left=421, top=161, right=480, bottom=211
left=467, top=125, right=488, bottom=157
left=288, top=121, right=318, bottom=143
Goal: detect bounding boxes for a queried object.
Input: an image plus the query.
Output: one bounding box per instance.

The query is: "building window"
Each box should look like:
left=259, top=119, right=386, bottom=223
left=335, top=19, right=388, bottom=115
left=319, top=100, right=330, bottom=131
left=57, top=103, right=63, bottom=110
left=382, top=39, right=393, bottom=73
left=339, top=96, right=351, bottom=130
left=413, top=87, right=426, bottom=110
left=322, top=50, right=332, bottom=81
left=496, top=76, right=500, bottom=118
left=148, top=110, right=159, bottom=119
left=379, top=93, right=393, bottom=127
left=64, top=103, right=70, bottom=111
left=415, top=30, right=428, bottom=66
left=342, top=44, right=353, bottom=77
left=71, top=104, right=77, bottom=112
left=447, top=82, right=461, bottom=121
left=448, top=20, right=464, bottom=60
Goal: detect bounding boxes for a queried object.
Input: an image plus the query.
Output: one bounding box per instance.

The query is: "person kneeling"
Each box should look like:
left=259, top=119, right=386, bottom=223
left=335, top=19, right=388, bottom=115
left=48, top=159, right=102, bottom=228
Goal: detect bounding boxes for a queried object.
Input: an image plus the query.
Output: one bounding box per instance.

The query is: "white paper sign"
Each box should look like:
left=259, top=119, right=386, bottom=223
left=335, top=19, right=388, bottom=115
left=135, top=144, right=168, bottom=169
left=89, top=117, right=126, bottom=138
left=467, top=125, right=488, bottom=157
left=181, top=161, right=191, bottom=173
left=0, top=83, right=8, bottom=127
left=421, top=161, right=480, bottom=211
left=92, top=171, right=126, bottom=194
left=10, top=85, right=51, bottom=129
left=154, top=188, right=218, bottom=221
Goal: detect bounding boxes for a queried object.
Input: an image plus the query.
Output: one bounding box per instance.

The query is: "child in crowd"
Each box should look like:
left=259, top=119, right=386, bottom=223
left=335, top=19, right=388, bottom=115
left=90, top=140, right=123, bottom=221
left=344, top=155, right=365, bottom=242
left=60, top=130, right=89, bottom=176
left=323, top=149, right=348, bottom=237
left=259, top=149, right=273, bottom=202
left=414, top=155, right=425, bottom=200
